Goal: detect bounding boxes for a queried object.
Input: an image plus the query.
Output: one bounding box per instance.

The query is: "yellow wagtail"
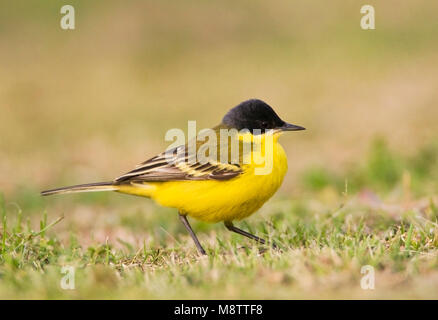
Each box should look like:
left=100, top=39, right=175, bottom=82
left=41, top=99, right=305, bottom=254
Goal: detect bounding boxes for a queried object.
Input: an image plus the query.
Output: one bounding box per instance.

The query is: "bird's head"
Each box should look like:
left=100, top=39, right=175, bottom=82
left=222, top=99, right=305, bottom=134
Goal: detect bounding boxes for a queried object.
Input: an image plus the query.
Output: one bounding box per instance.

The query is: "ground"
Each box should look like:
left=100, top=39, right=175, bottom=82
left=1, top=141, right=438, bottom=299
left=1, top=1, right=437, bottom=299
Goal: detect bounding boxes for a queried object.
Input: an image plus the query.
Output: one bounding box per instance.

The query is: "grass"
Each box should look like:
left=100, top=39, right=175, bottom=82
left=302, top=138, right=438, bottom=195
left=1, top=0, right=438, bottom=299
left=1, top=140, right=438, bottom=299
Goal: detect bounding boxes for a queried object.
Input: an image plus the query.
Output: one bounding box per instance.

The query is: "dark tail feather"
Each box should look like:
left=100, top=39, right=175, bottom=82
left=41, top=182, right=118, bottom=196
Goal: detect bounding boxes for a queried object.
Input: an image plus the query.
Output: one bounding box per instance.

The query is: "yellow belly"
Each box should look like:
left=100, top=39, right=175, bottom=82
left=118, top=141, right=288, bottom=223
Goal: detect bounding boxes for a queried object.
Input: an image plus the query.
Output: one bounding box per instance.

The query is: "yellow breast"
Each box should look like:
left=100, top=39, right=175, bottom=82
left=119, top=132, right=288, bottom=223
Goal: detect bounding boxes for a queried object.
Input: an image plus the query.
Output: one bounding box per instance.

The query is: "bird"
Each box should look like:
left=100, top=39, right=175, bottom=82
left=41, top=99, right=305, bottom=255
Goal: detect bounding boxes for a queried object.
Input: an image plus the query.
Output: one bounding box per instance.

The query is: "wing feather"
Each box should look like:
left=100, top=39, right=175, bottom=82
left=115, top=143, right=242, bottom=183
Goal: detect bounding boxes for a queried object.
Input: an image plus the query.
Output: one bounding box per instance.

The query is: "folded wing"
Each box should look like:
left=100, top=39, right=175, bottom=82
left=115, top=145, right=242, bottom=183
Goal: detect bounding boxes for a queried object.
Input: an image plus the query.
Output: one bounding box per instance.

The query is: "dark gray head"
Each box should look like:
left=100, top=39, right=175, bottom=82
left=222, top=99, right=305, bottom=134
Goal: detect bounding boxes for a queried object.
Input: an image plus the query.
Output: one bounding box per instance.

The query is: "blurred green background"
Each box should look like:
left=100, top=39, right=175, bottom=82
left=1, top=0, right=438, bottom=198
left=1, top=0, right=438, bottom=299
left=1, top=0, right=438, bottom=216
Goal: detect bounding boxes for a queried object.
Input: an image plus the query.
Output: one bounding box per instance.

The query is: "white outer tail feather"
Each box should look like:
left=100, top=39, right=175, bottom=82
left=41, top=182, right=117, bottom=196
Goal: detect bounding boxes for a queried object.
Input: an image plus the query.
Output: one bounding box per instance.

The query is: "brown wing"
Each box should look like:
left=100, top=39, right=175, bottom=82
left=115, top=145, right=242, bottom=183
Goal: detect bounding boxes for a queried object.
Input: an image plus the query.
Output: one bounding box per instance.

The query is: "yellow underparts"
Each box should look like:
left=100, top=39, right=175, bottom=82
left=117, top=132, right=288, bottom=223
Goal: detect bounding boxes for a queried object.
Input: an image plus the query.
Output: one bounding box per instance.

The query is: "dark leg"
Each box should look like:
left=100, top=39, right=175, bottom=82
left=224, top=221, right=277, bottom=248
left=178, top=213, right=206, bottom=255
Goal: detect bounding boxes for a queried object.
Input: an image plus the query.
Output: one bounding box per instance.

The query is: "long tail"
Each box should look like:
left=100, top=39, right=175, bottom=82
left=41, top=182, right=118, bottom=196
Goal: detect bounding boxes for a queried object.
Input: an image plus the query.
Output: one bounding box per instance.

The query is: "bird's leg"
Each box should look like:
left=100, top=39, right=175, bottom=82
left=224, top=221, right=277, bottom=248
left=178, top=213, right=207, bottom=255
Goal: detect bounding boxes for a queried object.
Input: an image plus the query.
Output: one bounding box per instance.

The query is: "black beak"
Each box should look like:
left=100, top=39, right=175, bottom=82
left=278, top=122, right=306, bottom=131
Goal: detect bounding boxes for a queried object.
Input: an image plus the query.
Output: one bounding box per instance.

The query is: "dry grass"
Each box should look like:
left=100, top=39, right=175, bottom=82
left=1, top=0, right=438, bottom=299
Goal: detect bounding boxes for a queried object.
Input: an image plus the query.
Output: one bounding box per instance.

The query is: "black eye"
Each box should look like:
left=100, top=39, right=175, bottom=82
left=261, top=121, right=268, bottom=128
